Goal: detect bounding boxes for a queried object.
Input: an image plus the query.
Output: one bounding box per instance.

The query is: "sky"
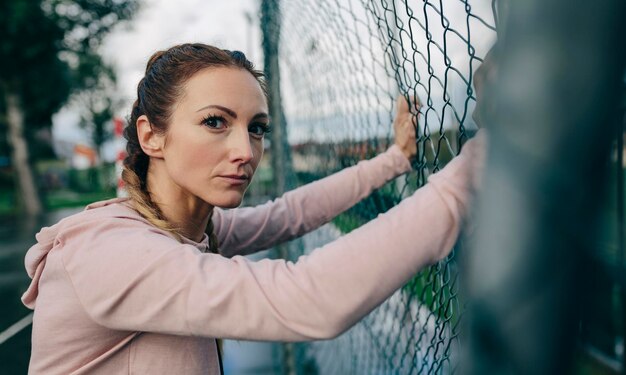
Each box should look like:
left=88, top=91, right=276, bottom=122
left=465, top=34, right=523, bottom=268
left=52, top=0, right=258, bottom=161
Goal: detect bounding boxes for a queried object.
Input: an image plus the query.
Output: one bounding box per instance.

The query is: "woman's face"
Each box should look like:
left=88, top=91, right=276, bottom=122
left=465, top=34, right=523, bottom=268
left=159, top=67, right=269, bottom=209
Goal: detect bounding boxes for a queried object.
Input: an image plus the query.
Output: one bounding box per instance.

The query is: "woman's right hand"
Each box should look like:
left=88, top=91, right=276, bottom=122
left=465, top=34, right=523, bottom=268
left=393, top=95, right=420, bottom=161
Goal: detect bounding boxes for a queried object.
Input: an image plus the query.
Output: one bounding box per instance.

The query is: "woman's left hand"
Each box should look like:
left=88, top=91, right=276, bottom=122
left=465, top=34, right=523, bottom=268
left=393, top=95, right=420, bottom=161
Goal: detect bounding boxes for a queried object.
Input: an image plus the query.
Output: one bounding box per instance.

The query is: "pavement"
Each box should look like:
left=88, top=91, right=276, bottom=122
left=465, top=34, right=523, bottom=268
left=0, top=208, right=81, bottom=374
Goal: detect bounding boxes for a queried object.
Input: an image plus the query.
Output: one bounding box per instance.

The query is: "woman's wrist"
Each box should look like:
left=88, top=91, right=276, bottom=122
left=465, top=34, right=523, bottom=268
left=395, top=142, right=416, bottom=162
left=387, top=144, right=413, bottom=174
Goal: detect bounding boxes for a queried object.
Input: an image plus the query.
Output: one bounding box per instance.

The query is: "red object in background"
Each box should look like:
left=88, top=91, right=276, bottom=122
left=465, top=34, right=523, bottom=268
left=73, top=144, right=98, bottom=166
left=114, top=117, right=124, bottom=137
left=114, top=117, right=128, bottom=197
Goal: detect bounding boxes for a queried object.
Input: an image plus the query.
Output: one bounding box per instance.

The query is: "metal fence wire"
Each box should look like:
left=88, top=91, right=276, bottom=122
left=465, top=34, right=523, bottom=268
left=257, top=0, right=497, bottom=373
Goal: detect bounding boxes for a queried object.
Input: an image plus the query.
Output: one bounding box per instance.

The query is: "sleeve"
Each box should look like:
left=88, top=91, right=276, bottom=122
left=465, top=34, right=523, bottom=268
left=60, top=136, right=480, bottom=342
left=213, top=144, right=412, bottom=257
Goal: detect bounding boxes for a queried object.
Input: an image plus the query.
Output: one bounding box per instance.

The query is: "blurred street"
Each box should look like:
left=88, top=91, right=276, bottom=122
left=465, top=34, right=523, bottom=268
left=0, top=208, right=81, bottom=374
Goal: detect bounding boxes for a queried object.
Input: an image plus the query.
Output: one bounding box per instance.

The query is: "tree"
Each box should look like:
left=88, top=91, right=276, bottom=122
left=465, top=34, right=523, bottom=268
left=0, top=0, right=138, bottom=215
left=0, top=0, right=71, bottom=215
left=75, top=59, right=119, bottom=161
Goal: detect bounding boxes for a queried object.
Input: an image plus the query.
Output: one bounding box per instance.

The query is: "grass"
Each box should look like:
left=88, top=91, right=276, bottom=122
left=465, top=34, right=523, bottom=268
left=331, top=211, right=364, bottom=233
left=0, top=161, right=118, bottom=217
left=331, top=197, right=461, bottom=327
left=44, top=189, right=116, bottom=210
left=0, top=190, right=16, bottom=216
left=0, top=189, right=116, bottom=218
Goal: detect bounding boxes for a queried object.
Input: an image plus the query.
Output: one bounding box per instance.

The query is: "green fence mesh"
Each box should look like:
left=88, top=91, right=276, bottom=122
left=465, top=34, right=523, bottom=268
left=254, top=0, right=497, bottom=373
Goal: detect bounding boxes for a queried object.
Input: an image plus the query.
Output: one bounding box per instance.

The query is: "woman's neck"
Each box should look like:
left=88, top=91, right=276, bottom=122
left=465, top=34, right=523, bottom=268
left=146, top=164, right=213, bottom=243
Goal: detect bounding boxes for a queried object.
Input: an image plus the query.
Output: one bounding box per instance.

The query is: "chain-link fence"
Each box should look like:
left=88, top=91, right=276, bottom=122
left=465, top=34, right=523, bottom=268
left=254, top=0, right=626, bottom=373
left=257, top=0, right=497, bottom=373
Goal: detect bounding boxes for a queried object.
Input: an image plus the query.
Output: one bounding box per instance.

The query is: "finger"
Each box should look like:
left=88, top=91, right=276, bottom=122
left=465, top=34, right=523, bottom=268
left=409, top=95, right=421, bottom=111
left=397, top=95, right=421, bottom=113
left=396, top=95, right=409, bottom=114
left=408, top=96, right=421, bottom=129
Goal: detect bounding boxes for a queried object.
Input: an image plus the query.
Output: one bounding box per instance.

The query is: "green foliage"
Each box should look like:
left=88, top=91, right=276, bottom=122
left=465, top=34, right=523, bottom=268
left=45, top=189, right=116, bottom=210
left=0, top=0, right=71, bottom=131
left=0, top=0, right=138, bottom=215
left=0, top=189, right=16, bottom=216
left=0, top=0, right=139, bottom=143
left=75, top=63, right=118, bottom=153
left=43, top=0, right=138, bottom=56
left=47, top=0, right=139, bottom=154
left=47, top=163, right=117, bottom=210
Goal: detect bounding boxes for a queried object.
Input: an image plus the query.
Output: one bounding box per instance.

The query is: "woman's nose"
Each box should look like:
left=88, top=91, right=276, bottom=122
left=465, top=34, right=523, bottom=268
left=229, top=126, right=254, bottom=164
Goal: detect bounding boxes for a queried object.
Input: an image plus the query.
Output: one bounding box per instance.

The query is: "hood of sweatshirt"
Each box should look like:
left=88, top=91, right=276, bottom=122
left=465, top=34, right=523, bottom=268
left=21, top=219, right=59, bottom=309
left=21, top=197, right=210, bottom=309
left=21, top=198, right=131, bottom=309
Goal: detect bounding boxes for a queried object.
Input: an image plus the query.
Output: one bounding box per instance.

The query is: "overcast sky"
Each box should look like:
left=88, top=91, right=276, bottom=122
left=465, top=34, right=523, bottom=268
left=100, top=0, right=260, bottom=107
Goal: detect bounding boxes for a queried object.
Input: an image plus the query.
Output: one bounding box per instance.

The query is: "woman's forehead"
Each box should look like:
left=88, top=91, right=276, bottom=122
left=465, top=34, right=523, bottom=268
left=180, top=67, right=268, bottom=113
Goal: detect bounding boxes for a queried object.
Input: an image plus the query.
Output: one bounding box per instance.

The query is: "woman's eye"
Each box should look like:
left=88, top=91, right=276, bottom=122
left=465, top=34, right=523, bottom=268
left=249, top=123, right=271, bottom=138
left=202, top=115, right=226, bottom=129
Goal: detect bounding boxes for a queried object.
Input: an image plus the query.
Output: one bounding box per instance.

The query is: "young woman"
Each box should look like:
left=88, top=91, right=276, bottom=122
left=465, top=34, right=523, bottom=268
left=22, top=43, right=484, bottom=374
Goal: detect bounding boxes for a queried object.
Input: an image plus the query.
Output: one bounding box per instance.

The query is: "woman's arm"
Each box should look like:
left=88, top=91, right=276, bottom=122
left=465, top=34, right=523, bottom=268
left=214, top=96, right=420, bottom=257
left=60, top=134, right=483, bottom=342
left=214, top=144, right=411, bottom=257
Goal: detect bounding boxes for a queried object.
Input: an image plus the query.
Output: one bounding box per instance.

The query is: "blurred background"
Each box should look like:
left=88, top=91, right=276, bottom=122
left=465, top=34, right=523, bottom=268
left=0, top=0, right=624, bottom=374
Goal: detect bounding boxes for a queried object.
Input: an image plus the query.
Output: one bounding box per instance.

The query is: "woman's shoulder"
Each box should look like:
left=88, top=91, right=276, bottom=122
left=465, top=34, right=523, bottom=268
left=55, top=197, right=207, bottom=251
left=49, top=197, right=163, bottom=245
left=83, top=197, right=140, bottom=218
left=52, top=197, right=188, bottom=254
left=61, top=197, right=146, bottom=227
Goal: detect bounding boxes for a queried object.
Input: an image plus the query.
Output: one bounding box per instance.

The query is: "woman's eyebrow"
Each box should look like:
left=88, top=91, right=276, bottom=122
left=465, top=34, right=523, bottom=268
left=196, top=104, right=237, bottom=118
left=252, top=113, right=270, bottom=121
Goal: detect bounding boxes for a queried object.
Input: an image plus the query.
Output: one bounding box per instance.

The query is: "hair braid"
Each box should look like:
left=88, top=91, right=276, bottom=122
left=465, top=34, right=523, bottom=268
left=122, top=99, right=182, bottom=242
left=206, top=211, right=219, bottom=254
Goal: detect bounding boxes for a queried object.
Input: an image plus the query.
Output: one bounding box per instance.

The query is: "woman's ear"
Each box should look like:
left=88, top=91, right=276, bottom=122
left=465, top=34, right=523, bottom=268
left=136, top=115, right=165, bottom=158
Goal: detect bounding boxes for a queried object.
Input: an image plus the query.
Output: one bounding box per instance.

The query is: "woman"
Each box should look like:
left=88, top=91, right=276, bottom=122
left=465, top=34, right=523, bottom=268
left=22, top=43, right=483, bottom=374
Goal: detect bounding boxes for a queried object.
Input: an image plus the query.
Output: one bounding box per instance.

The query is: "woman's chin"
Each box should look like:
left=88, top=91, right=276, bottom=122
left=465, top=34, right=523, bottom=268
left=218, top=201, right=243, bottom=209
left=209, top=193, right=245, bottom=209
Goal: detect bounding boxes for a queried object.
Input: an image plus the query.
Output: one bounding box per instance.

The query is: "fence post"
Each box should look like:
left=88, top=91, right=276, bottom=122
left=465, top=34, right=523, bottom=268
left=260, top=1, right=297, bottom=374
left=261, top=0, right=295, bottom=197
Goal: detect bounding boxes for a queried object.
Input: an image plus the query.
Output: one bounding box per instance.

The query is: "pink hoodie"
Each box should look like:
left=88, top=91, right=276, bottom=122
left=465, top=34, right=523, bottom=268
left=21, top=141, right=479, bottom=374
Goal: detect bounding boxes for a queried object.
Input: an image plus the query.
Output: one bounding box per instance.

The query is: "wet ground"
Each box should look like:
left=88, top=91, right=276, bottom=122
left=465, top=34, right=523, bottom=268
left=0, top=208, right=80, bottom=374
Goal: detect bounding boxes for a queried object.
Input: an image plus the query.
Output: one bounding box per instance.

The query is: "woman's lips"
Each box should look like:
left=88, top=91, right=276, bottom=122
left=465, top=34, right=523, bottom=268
left=219, top=175, right=249, bottom=186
